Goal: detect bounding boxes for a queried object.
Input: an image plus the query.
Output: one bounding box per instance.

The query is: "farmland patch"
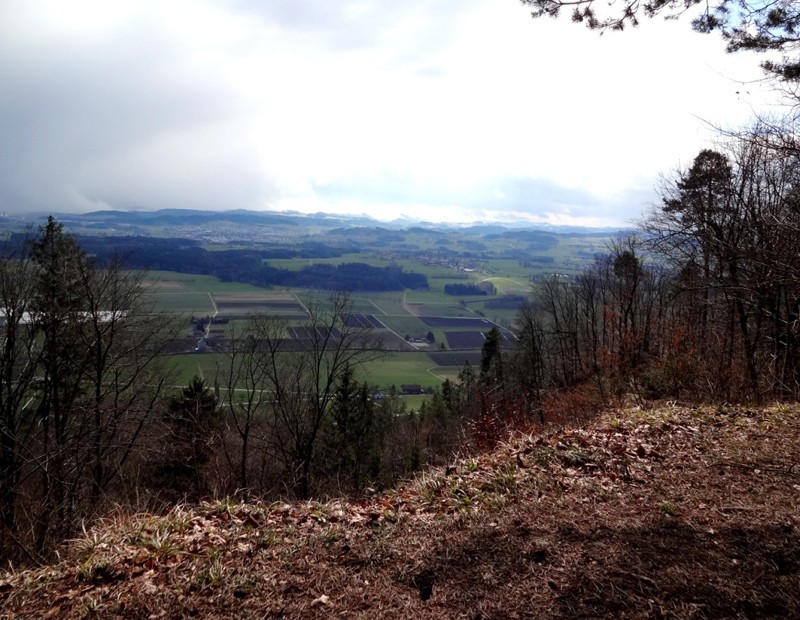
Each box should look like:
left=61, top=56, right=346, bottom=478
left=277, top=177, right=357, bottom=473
left=410, top=303, right=481, bottom=317
left=288, top=326, right=342, bottom=340
left=420, top=316, right=495, bottom=329
left=366, top=298, right=407, bottom=315
left=344, top=313, right=385, bottom=328
left=445, top=331, right=487, bottom=349
left=373, top=331, right=417, bottom=351
left=142, top=280, right=187, bottom=292
left=379, top=315, right=429, bottom=334
left=213, top=301, right=306, bottom=312
left=443, top=331, right=516, bottom=349
left=357, top=352, right=441, bottom=391
left=426, top=351, right=483, bottom=367
left=143, top=292, right=215, bottom=314
left=212, top=292, right=306, bottom=315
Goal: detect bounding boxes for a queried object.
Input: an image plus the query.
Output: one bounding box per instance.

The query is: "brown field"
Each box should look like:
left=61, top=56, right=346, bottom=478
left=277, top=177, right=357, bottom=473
left=212, top=292, right=306, bottom=314
left=212, top=292, right=298, bottom=302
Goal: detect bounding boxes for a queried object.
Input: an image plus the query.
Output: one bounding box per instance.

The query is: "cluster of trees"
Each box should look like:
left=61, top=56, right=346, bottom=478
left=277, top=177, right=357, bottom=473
left=444, top=282, right=496, bottom=296
left=0, top=228, right=442, bottom=565
left=276, top=263, right=428, bottom=291
left=0, top=219, right=178, bottom=563
left=433, top=123, right=800, bottom=443
left=642, top=135, right=800, bottom=398
left=33, top=236, right=429, bottom=292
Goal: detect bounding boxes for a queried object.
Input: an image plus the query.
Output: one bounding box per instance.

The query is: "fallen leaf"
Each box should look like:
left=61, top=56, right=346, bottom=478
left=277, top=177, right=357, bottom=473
left=311, top=594, right=331, bottom=607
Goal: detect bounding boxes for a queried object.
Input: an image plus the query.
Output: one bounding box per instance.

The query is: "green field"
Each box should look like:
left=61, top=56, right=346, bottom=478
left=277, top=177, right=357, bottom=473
left=364, top=297, right=407, bottom=315
left=482, top=276, right=530, bottom=295
left=485, top=259, right=536, bottom=278
left=167, top=350, right=448, bottom=407
left=357, top=352, right=440, bottom=390
left=166, top=353, right=220, bottom=385
left=143, top=291, right=216, bottom=314
left=145, top=271, right=266, bottom=293
left=141, top=236, right=586, bottom=410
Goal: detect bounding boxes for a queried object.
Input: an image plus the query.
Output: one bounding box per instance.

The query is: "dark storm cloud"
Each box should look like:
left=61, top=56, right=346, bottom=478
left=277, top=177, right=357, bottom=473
left=0, top=4, right=275, bottom=213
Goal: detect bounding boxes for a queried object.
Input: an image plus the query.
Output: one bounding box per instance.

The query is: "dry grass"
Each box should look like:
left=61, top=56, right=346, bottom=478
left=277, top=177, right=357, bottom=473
left=1, top=403, right=798, bottom=618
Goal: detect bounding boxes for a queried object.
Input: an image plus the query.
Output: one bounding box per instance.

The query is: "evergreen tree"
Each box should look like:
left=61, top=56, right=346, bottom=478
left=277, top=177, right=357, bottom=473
left=161, top=377, right=222, bottom=499
left=331, top=365, right=376, bottom=493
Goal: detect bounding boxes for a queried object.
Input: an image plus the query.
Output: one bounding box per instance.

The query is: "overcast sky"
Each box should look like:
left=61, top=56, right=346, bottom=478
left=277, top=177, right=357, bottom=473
left=0, top=0, right=783, bottom=227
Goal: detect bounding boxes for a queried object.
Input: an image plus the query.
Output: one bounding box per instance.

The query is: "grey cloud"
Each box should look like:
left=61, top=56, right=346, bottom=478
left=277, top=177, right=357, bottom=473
left=0, top=6, right=276, bottom=213
left=315, top=174, right=654, bottom=225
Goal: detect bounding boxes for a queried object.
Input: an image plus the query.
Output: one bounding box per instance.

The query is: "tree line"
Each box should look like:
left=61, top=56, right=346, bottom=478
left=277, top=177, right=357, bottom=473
left=436, top=122, right=800, bottom=447
left=444, top=282, right=496, bottom=296
left=0, top=234, right=430, bottom=292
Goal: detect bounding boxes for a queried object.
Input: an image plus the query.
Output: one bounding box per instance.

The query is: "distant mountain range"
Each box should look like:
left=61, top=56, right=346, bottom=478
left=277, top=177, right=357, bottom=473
left=3, top=209, right=628, bottom=236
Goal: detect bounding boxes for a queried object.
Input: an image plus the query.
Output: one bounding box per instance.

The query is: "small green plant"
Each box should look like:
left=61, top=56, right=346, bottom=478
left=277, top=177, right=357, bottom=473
left=419, top=476, right=445, bottom=506
left=141, top=525, right=180, bottom=558
left=452, top=485, right=482, bottom=511
left=215, top=497, right=235, bottom=517
left=76, top=597, right=102, bottom=618
left=657, top=501, right=680, bottom=517
left=480, top=494, right=508, bottom=511
left=73, top=527, right=112, bottom=563
left=465, top=459, right=479, bottom=472
left=321, top=528, right=340, bottom=545
left=563, top=448, right=591, bottom=467
left=77, top=557, right=115, bottom=584
left=532, top=447, right=554, bottom=467
left=491, top=463, right=518, bottom=493
left=382, top=508, right=399, bottom=523
left=197, top=549, right=224, bottom=586
left=256, top=530, right=277, bottom=549
left=421, top=486, right=437, bottom=506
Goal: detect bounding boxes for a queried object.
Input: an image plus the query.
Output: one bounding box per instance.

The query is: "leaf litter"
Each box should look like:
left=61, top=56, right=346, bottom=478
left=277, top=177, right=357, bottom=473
left=1, top=402, right=798, bottom=618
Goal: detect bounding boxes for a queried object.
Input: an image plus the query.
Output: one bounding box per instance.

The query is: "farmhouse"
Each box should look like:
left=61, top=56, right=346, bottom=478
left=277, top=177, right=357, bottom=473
left=400, top=384, right=424, bottom=395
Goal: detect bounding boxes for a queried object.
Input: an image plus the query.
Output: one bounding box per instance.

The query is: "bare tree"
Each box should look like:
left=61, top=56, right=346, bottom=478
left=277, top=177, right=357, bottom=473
left=244, top=293, right=383, bottom=499
left=0, top=250, right=40, bottom=561
left=215, top=321, right=273, bottom=499
left=644, top=122, right=800, bottom=398
left=0, top=219, right=178, bottom=563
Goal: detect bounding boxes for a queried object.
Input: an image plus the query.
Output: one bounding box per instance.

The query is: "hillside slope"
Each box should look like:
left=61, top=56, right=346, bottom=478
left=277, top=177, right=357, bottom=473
left=2, top=403, right=799, bottom=618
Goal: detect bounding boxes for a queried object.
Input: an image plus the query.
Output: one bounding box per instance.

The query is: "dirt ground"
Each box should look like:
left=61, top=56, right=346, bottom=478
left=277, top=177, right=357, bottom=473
left=2, top=402, right=798, bottom=618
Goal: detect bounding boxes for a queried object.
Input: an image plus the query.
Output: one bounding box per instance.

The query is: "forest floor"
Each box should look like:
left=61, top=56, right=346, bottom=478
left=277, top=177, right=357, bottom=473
left=1, top=402, right=799, bottom=618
